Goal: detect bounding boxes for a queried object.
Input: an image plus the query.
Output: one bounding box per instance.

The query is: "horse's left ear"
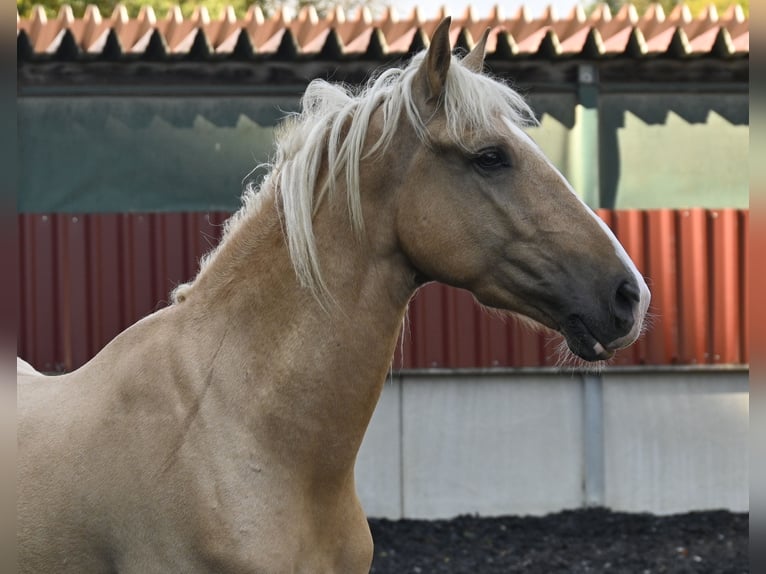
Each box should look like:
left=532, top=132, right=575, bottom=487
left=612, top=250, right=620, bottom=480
left=461, top=28, right=490, bottom=73
left=418, top=17, right=452, bottom=101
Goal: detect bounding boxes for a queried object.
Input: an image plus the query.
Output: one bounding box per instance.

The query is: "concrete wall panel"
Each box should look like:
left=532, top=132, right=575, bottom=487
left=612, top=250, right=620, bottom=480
left=400, top=375, right=584, bottom=518
left=354, top=371, right=749, bottom=519
left=355, top=379, right=402, bottom=519
left=602, top=372, right=749, bottom=513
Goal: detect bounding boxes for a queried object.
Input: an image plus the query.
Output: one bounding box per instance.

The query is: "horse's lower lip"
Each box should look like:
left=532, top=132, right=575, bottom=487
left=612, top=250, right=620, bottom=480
left=563, top=316, right=613, bottom=361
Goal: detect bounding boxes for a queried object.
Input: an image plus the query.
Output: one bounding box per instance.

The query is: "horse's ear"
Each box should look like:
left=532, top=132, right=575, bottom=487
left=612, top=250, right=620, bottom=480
left=461, top=28, right=490, bottom=73
left=419, top=17, right=452, bottom=101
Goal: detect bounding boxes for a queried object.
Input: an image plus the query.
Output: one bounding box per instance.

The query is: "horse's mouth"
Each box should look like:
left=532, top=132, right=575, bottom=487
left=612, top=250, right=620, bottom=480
left=562, top=315, right=615, bottom=362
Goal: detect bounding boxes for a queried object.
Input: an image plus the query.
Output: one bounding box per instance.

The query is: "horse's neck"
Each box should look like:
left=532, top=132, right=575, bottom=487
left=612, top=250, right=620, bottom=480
left=180, top=189, right=412, bottom=480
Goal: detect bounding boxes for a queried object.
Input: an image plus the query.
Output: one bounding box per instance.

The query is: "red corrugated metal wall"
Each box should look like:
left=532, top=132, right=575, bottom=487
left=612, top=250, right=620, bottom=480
left=18, top=209, right=749, bottom=372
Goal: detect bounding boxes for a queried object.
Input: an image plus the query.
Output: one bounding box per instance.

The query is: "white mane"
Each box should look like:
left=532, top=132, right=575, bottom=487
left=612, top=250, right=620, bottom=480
left=173, top=50, right=537, bottom=304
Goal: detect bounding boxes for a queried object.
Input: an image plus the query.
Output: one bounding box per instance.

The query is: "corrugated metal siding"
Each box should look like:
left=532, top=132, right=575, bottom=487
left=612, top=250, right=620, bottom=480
left=18, top=209, right=749, bottom=372
left=18, top=212, right=230, bottom=372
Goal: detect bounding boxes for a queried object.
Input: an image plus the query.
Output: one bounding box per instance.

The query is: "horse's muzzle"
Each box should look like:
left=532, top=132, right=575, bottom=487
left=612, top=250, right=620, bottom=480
left=562, top=277, right=649, bottom=362
left=562, top=315, right=615, bottom=361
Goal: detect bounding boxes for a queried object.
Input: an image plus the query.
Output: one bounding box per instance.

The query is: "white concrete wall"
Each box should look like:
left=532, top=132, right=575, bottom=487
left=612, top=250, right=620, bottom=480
left=602, top=372, right=749, bottom=513
left=355, top=369, right=748, bottom=519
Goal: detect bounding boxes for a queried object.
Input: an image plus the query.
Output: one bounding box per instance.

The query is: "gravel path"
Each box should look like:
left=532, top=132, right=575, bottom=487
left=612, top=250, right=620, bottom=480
left=368, top=508, right=748, bottom=573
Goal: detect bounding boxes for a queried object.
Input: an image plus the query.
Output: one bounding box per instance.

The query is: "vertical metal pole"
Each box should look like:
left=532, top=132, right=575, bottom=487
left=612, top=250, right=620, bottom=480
left=583, top=374, right=605, bottom=507
left=571, top=64, right=601, bottom=209
left=576, top=64, right=605, bottom=506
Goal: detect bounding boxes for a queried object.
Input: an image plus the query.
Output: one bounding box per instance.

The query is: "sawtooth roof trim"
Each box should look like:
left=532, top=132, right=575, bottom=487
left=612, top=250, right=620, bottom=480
left=17, top=3, right=749, bottom=60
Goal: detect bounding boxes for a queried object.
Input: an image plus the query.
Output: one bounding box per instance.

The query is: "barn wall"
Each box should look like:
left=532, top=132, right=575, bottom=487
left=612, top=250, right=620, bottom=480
left=18, top=209, right=749, bottom=372
left=355, top=369, right=749, bottom=519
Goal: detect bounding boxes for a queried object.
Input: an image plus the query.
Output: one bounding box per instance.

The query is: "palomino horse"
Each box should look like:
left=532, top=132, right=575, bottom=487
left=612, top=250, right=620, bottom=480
left=18, top=18, right=650, bottom=573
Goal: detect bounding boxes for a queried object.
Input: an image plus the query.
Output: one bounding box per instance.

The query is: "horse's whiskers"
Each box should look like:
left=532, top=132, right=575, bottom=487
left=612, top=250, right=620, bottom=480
left=553, top=342, right=609, bottom=374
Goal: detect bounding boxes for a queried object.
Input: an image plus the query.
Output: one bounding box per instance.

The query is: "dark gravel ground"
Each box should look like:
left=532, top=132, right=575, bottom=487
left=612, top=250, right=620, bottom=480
left=368, top=508, right=748, bottom=573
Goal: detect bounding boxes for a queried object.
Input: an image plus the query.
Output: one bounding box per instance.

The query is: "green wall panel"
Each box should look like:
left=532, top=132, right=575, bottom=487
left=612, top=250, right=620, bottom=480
left=600, top=91, right=748, bottom=209
left=615, top=110, right=749, bottom=209
left=18, top=90, right=749, bottom=213
left=18, top=97, right=298, bottom=213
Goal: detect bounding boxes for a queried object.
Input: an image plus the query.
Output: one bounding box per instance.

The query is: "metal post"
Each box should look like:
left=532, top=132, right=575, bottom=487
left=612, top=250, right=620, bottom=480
left=583, top=373, right=605, bottom=507
left=570, top=64, right=600, bottom=208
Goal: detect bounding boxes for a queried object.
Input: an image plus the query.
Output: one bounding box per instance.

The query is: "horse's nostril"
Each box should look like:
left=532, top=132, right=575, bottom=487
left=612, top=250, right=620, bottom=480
left=616, top=280, right=640, bottom=307
left=613, top=280, right=639, bottom=330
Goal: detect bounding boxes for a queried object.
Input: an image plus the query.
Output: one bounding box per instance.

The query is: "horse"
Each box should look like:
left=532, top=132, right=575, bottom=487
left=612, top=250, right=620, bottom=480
left=17, top=18, right=650, bottom=574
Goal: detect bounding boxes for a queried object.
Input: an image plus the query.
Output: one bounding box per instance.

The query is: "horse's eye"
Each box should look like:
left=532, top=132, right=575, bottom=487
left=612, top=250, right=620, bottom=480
left=473, top=148, right=510, bottom=171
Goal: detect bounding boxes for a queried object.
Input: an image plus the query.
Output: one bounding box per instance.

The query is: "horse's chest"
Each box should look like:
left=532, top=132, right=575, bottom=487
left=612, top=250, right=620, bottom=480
left=162, top=478, right=372, bottom=573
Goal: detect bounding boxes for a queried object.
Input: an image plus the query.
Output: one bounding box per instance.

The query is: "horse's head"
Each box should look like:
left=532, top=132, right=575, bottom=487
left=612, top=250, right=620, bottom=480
left=391, top=19, right=650, bottom=361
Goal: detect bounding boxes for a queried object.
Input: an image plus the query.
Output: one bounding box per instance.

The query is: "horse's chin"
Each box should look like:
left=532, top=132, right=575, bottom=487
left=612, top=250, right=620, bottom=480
left=561, top=316, right=615, bottom=362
